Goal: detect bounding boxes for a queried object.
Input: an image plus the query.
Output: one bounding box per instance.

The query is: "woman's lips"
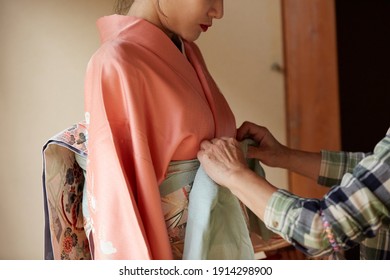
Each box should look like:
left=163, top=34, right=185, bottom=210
left=200, top=24, right=210, bottom=32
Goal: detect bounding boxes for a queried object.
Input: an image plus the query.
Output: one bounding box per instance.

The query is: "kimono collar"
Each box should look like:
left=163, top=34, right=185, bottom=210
left=96, top=14, right=200, bottom=94
left=96, top=15, right=183, bottom=54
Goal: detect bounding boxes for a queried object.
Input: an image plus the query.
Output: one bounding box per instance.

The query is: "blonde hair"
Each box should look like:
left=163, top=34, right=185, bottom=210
left=115, top=0, right=134, bottom=15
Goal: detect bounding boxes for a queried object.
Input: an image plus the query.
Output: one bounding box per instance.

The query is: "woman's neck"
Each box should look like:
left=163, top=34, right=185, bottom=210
left=127, top=1, right=175, bottom=39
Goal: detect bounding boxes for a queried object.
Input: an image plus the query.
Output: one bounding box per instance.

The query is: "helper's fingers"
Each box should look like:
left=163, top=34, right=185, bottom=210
left=199, top=139, right=212, bottom=150
left=237, top=121, right=268, bottom=143
left=247, top=145, right=261, bottom=159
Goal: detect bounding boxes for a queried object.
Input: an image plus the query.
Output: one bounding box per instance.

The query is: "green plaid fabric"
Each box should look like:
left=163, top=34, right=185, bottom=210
left=318, top=150, right=367, bottom=187
left=264, top=127, right=390, bottom=259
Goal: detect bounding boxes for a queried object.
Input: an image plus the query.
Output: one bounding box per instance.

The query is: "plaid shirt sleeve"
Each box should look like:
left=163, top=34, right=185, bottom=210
left=264, top=128, right=390, bottom=258
left=318, top=150, right=367, bottom=187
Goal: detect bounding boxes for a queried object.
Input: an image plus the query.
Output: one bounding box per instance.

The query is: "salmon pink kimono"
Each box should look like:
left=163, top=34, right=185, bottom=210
left=84, top=15, right=236, bottom=259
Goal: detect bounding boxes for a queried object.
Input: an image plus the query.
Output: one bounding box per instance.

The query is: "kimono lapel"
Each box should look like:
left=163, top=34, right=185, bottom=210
left=184, top=41, right=235, bottom=138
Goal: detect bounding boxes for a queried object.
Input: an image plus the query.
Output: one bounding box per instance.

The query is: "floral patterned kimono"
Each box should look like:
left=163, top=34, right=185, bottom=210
left=42, top=123, right=90, bottom=260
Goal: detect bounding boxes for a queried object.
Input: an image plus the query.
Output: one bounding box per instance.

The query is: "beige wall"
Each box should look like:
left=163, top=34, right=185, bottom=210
left=0, top=0, right=285, bottom=259
left=0, top=0, right=115, bottom=259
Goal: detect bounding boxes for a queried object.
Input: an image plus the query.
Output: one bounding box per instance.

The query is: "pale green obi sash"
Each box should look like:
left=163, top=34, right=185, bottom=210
left=160, top=139, right=274, bottom=260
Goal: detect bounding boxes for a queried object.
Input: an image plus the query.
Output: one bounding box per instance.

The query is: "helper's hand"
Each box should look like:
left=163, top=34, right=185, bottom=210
left=237, top=121, right=290, bottom=169
left=197, top=137, right=250, bottom=189
left=198, top=137, right=277, bottom=220
left=237, top=121, right=321, bottom=180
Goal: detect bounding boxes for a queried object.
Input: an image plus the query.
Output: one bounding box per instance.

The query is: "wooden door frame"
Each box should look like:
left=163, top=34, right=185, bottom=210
left=282, top=0, right=341, bottom=198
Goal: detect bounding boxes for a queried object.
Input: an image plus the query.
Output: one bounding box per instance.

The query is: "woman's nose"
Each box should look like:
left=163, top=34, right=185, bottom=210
left=209, top=0, right=224, bottom=19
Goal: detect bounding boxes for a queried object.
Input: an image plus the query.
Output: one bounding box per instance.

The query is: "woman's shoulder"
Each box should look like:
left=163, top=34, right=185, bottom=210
left=96, top=37, right=143, bottom=58
left=87, top=38, right=147, bottom=72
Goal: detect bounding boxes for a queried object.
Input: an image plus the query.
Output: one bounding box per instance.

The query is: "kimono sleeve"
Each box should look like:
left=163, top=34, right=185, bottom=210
left=83, top=48, right=172, bottom=259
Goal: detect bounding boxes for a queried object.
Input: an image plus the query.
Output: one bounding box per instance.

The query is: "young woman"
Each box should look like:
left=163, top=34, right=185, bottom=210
left=82, top=0, right=238, bottom=260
